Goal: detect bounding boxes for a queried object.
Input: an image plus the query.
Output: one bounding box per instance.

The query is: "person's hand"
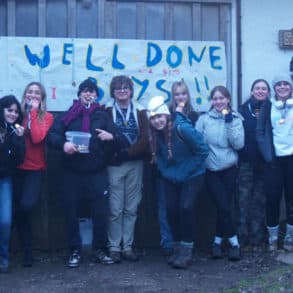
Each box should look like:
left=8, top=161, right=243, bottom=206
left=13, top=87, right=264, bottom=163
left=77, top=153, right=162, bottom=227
left=63, top=142, right=78, bottom=154
left=14, top=125, right=24, bottom=136
left=31, top=99, right=40, bottom=110
left=176, top=102, right=185, bottom=113
left=96, top=129, right=114, bottom=141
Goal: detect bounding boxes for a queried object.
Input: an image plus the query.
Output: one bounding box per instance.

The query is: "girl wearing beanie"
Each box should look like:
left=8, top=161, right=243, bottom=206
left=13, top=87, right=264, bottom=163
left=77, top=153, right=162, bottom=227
left=148, top=95, right=208, bottom=269
left=196, top=85, right=244, bottom=261
left=256, top=75, right=293, bottom=252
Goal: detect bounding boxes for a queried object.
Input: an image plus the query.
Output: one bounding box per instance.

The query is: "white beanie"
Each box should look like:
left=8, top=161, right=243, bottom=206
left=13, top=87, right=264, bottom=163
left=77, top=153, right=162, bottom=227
left=272, top=75, right=292, bottom=89
left=147, top=96, right=170, bottom=118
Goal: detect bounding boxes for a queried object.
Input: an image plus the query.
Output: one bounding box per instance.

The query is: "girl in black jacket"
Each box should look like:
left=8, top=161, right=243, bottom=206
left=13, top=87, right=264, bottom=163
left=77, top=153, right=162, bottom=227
left=0, top=95, right=25, bottom=273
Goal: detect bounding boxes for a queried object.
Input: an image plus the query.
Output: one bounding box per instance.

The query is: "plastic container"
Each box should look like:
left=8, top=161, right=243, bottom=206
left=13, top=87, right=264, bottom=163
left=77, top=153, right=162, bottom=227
left=65, top=131, right=92, bottom=153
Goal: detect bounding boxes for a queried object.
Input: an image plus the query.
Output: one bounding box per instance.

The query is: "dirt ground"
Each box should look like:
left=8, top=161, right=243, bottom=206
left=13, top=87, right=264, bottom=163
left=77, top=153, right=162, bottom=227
left=0, top=248, right=292, bottom=293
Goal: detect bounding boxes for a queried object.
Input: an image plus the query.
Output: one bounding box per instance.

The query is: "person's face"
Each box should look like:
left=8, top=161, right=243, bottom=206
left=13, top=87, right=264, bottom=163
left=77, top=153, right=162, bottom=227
left=150, top=114, right=168, bottom=130
left=211, top=90, right=230, bottom=112
left=173, top=85, right=189, bottom=105
left=4, top=103, right=19, bottom=124
left=251, top=81, right=269, bottom=101
left=113, top=83, right=132, bottom=104
left=25, top=84, right=42, bottom=107
left=274, top=81, right=292, bottom=101
left=79, top=88, right=97, bottom=106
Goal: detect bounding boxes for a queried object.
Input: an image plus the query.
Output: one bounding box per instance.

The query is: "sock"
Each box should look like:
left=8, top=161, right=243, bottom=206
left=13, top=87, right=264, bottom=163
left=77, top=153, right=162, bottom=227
left=228, top=235, right=240, bottom=247
left=267, top=225, right=279, bottom=242
left=214, top=236, right=223, bottom=245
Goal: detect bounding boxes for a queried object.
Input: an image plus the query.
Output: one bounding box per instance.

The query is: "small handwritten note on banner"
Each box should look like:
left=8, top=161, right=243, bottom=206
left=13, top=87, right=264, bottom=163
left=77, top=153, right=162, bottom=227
left=0, top=37, right=227, bottom=111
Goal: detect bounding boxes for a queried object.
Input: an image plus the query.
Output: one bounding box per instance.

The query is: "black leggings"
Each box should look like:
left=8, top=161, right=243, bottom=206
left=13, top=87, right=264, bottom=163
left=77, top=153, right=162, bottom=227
left=206, top=166, right=238, bottom=238
left=162, top=174, right=204, bottom=243
left=264, top=155, right=293, bottom=227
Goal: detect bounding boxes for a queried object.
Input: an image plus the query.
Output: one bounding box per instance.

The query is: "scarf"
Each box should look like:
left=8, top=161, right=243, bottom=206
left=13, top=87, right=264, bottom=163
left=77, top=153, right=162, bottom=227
left=62, top=100, right=101, bottom=132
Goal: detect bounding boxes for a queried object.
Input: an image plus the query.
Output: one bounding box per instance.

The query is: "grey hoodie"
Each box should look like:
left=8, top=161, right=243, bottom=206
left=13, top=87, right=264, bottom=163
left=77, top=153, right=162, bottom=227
left=196, top=108, right=244, bottom=171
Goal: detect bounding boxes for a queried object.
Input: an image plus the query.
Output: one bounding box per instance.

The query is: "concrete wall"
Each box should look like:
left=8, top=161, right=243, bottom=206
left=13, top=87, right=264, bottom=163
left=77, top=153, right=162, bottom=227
left=241, top=0, right=293, bottom=101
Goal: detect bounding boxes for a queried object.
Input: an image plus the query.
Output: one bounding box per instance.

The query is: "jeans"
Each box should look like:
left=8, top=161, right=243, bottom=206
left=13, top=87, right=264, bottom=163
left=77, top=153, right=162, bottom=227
left=0, top=177, right=12, bottom=267
left=206, top=166, right=238, bottom=238
left=63, top=169, right=109, bottom=253
left=13, top=169, right=43, bottom=252
left=162, top=174, right=204, bottom=243
left=157, top=175, right=173, bottom=249
left=264, top=155, right=293, bottom=227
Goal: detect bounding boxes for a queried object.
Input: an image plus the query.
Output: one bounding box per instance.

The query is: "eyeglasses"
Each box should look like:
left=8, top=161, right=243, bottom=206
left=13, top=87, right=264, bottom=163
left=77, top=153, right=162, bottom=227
left=114, top=87, right=130, bottom=92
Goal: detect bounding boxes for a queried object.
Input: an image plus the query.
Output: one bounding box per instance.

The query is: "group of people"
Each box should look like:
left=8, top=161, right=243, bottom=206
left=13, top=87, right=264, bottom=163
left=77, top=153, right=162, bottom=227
left=0, top=74, right=292, bottom=273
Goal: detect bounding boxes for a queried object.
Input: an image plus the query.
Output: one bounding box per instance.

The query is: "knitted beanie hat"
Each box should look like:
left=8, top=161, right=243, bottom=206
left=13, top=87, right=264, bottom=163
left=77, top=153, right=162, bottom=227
left=272, top=75, right=292, bottom=89
left=147, top=96, right=170, bottom=118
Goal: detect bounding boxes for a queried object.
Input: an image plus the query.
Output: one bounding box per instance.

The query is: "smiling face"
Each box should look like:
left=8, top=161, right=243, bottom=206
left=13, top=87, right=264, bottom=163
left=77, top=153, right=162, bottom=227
left=113, top=84, right=132, bottom=106
left=25, top=84, right=42, bottom=105
left=211, top=90, right=230, bottom=112
left=150, top=114, right=168, bottom=130
left=274, top=81, right=292, bottom=101
left=79, top=88, right=97, bottom=106
left=4, top=103, right=19, bottom=124
left=251, top=81, right=270, bottom=101
left=173, top=85, right=189, bottom=106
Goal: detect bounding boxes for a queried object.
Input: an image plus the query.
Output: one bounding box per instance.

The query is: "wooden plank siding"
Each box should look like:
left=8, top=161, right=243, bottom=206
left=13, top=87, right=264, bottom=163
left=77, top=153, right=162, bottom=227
left=1, top=0, right=234, bottom=251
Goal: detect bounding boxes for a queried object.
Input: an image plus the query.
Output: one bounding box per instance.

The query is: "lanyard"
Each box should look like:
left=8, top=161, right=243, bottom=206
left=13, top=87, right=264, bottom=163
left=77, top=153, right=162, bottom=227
left=115, top=102, right=132, bottom=127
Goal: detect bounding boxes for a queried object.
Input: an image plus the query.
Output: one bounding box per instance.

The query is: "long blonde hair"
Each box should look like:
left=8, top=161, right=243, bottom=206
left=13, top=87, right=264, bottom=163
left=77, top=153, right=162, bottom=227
left=21, top=82, right=47, bottom=121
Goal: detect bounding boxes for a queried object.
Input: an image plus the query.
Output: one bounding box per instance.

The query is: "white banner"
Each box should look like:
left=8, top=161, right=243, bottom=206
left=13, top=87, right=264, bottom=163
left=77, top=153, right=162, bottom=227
left=0, top=37, right=227, bottom=111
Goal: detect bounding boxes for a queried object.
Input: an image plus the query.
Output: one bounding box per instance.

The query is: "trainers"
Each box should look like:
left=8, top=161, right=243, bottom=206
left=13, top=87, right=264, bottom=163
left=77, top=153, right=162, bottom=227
left=283, top=236, right=293, bottom=252
left=122, top=250, right=139, bottom=262
left=228, top=245, right=241, bottom=261
left=109, top=251, right=121, bottom=263
left=67, top=250, right=81, bottom=268
left=212, top=243, right=223, bottom=259
left=268, top=239, right=278, bottom=252
left=92, top=249, right=114, bottom=265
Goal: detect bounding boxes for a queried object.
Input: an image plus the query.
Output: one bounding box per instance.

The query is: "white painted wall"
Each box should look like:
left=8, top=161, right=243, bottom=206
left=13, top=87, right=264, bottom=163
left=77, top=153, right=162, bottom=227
left=241, top=0, right=293, bottom=102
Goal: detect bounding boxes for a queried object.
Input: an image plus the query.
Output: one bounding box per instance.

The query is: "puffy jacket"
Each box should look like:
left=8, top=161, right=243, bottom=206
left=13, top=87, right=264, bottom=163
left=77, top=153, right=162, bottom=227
left=156, top=112, right=208, bottom=183
left=196, top=108, right=244, bottom=171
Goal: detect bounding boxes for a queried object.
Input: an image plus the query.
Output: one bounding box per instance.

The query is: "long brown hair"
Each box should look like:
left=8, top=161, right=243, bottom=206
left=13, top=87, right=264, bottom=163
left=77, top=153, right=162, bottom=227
left=149, top=115, right=173, bottom=164
left=169, top=80, right=195, bottom=116
left=21, top=82, right=47, bottom=121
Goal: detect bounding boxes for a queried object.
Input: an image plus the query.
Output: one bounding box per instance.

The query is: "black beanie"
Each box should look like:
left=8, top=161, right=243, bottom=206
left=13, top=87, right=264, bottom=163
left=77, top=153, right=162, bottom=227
left=77, top=79, right=99, bottom=97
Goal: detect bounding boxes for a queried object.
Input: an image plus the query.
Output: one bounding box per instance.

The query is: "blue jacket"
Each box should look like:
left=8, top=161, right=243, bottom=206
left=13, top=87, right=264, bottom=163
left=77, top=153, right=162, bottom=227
left=156, top=112, right=208, bottom=183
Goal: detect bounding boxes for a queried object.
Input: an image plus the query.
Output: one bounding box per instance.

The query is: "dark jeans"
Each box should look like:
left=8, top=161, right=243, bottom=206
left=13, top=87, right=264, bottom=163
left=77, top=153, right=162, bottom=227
left=264, top=155, right=293, bottom=227
left=206, top=166, right=238, bottom=238
left=162, top=174, right=204, bottom=243
left=13, top=169, right=43, bottom=252
left=63, top=169, right=109, bottom=253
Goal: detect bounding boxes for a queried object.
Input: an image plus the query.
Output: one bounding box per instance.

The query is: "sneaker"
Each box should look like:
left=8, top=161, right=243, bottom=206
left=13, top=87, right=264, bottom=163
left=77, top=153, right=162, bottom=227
left=283, top=235, right=293, bottom=252
left=268, top=239, right=278, bottom=252
left=67, top=250, right=81, bottom=268
left=109, top=251, right=121, bottom=263
left=122, top=250, right=139, bottom=262
left=92, top=249, right=114, bottom=265
left=228, top=245, right=241, bottom=261
left=212, top=243, right=223, bottom=259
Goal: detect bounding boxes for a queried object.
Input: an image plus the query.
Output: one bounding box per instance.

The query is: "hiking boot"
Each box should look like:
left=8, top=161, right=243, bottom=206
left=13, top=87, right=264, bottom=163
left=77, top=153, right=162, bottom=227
left=109, top=251, right=121, bottom=263
left=212, top=243, right=223, bottom=259
left=67, top=250, right=81, bottom=268
left=172, top=247, right=193, bottom=269
left=268, top=239, right=278, bottom=252
left=122, top=250, right=139, bottom=262
left=92, top=249, right=114, bottom=265
left=283, top=235, right=293, bottom=252
left=23, top=249, right=33, bottom=267
left=228, top=245, right=241, bottom=261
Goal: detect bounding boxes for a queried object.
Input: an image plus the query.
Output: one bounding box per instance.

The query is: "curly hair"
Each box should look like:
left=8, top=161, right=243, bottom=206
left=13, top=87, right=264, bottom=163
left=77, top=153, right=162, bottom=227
left=0, top=95, right=23, bottom=129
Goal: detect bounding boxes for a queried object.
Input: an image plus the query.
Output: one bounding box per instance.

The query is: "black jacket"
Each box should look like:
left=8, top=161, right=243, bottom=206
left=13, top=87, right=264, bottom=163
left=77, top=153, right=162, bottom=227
left=255, top=100, right=275, bottom=163
left=0, top=126, right=25, bottom=178
left=48, top=108, right=128, bottom=173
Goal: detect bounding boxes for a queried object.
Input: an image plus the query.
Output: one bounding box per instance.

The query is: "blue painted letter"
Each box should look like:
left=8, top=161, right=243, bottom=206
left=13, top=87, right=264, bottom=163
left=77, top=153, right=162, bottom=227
left=188, top=46, right=206, bottom=66
left=147, top=42, right=162, bottom=67
left=209, top=46, right=222, bottom=70
left=166, top=46, right=182, bottom=68
left=112, top=44, right=125, bottom=69
left=62, top=43, right=73, bottom=65
left=24, top=45, right=50, bottom=68
left=86, top=45, right=104, bottom=72
left=156, top=80, right=171, bottom=103
left=132, top=76, right=149, bottom=100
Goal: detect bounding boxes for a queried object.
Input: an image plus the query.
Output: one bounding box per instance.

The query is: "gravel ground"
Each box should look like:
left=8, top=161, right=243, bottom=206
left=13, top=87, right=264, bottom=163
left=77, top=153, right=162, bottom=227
left=0, top=249, right=292, bottom=292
